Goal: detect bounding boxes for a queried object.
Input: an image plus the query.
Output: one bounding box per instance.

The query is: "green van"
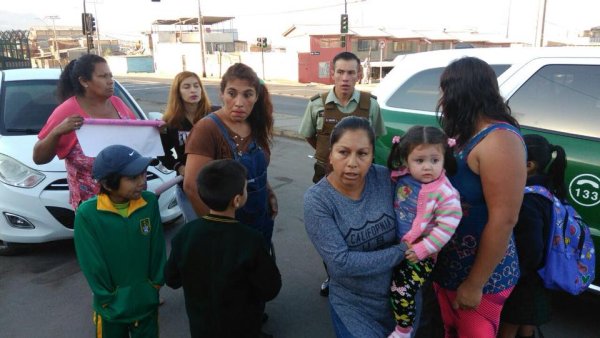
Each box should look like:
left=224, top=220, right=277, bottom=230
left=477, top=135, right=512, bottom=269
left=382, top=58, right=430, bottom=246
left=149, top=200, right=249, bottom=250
left=372, top=47, right=600, bottom=292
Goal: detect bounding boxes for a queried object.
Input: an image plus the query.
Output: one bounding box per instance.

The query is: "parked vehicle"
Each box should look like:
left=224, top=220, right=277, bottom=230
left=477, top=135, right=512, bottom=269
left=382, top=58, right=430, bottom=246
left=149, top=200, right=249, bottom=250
left=0, top=68, right=181, bottom=255
left=373, top=47, right=600, bottom=292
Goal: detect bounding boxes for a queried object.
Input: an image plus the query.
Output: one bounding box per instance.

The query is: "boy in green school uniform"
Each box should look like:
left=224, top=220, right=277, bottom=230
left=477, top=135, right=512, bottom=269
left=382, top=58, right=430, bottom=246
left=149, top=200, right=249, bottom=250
left=74, top=145, right=166, bottom=338
left=165, top=159, right=281, bottom=338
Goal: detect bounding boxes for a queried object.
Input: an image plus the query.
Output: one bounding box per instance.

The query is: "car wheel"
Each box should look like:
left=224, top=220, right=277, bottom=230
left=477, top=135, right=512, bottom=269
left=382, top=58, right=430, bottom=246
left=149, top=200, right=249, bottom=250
left=0, top=240, right=25, bottom=256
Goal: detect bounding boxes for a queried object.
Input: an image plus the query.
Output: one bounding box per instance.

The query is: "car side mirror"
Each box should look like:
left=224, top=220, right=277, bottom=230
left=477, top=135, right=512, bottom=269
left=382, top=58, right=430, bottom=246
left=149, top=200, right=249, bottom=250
left=147, top=112, right=163, bottom=121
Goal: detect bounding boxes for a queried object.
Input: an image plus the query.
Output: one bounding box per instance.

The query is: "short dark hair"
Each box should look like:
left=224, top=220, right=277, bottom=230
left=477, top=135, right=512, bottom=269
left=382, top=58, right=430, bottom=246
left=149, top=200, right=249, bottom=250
left=332, top=51, right=361, bottom=70
left=330, top=116, right=375, bottom=153
left=98, top=172, right=123, bottom=194
left=196, top=159, right=247, bottom=211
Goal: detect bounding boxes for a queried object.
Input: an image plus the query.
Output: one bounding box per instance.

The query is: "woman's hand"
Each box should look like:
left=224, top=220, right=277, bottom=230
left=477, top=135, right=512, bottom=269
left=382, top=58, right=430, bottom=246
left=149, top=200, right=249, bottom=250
left=177, top=164, right=185, bottom=176
left=53, top=114, right=84, bottom=136
left=269, top=191, right=278, bottom=220
left=405, top=249, right=419, bottom=264
left=452, top=279, right=483, bottom=310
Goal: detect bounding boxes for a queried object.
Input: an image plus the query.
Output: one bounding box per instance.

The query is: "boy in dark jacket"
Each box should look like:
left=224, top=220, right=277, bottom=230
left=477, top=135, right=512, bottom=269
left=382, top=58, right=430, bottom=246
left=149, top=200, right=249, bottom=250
left=165, top=159, right=281, bottom=338
left=74, top=145, right=166, bottom=338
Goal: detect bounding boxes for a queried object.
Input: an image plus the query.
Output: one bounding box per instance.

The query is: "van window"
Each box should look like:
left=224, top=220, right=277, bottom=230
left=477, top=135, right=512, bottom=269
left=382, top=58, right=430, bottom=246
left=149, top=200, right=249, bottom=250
left=508, top=64, right=600, bottom=138
left=385, top=64, right=510, bottom=112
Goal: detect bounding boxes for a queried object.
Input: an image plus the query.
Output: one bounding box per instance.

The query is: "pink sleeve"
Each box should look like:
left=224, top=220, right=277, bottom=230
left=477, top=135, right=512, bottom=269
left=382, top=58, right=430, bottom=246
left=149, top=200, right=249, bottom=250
left=37, top=97, right=81, bottom=159
left=412, top=190, right=462, bottom=260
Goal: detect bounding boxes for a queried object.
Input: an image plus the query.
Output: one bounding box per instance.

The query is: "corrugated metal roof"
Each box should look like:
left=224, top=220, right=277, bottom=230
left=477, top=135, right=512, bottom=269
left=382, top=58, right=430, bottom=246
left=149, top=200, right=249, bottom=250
left=152, top=16, right=233, bottom=26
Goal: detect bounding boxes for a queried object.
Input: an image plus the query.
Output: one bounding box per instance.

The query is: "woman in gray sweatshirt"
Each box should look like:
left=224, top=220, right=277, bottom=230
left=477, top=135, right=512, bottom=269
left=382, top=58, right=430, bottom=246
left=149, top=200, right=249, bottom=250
left=304, top=116, right=408, bottom=338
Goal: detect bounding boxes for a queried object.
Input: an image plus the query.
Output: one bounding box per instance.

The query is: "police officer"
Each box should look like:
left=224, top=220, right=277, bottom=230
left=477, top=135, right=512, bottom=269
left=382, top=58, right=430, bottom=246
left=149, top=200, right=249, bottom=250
left=298, top=51, right=386, bottom=296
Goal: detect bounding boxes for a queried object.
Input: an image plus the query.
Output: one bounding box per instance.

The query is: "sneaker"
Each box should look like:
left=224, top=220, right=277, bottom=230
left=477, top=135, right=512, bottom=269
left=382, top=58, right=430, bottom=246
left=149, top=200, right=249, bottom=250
left=320, top=277, right=330, bottom=297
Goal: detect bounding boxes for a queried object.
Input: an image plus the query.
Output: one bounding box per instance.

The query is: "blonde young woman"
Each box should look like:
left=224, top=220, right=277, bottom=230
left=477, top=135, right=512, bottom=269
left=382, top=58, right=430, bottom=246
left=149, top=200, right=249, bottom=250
left=159, top=71, right=217, bottom=222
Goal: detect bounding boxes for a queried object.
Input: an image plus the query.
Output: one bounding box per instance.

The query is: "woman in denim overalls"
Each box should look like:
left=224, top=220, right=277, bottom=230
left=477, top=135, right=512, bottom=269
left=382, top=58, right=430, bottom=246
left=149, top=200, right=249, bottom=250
left=183, top=63, right=277, bottom=251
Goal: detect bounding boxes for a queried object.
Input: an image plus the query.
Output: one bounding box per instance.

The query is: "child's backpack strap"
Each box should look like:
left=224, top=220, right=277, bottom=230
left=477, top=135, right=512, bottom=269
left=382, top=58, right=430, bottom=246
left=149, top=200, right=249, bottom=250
left=525, top=185, right=596, bottom=295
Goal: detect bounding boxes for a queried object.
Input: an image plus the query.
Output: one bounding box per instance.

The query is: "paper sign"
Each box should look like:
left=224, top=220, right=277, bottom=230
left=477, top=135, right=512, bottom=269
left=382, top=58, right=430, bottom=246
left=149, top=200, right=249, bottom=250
left=76, top=118, right=165, bottom=157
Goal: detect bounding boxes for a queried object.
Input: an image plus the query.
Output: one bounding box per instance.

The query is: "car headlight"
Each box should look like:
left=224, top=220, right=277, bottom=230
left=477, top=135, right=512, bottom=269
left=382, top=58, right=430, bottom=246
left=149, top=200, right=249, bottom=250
left=153, top=161, right=174, bottom=175
left=0, top=153, right=46, bottom=188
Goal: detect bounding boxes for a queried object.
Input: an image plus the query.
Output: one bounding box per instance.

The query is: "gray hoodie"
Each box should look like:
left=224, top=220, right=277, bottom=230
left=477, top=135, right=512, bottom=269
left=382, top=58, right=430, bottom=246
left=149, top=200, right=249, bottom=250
left=304, top=165, right=407, bottom=338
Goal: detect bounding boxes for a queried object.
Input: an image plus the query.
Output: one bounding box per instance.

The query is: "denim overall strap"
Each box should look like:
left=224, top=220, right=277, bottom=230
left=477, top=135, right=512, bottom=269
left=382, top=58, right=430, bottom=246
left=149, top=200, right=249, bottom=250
left=208, top=113, right=241, bottom=160
left=208, top=113, right=273, bottom=247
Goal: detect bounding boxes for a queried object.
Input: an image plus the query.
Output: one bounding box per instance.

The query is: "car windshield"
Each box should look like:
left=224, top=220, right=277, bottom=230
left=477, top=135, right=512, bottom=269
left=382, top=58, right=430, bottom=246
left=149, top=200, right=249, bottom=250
left=1, top=80, right=59, bottom=134
left=1, top=79, right=143, bottom=135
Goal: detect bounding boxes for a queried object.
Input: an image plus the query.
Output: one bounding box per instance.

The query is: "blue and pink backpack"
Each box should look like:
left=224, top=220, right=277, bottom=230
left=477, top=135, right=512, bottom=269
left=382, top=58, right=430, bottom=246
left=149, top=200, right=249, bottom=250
left=525, top=185, right=596, bottom=295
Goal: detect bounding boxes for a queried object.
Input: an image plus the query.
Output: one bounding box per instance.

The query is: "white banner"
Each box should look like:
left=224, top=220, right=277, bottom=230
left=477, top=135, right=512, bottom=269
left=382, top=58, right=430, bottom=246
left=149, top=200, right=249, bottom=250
left=76, top=119, right=165, bottom=157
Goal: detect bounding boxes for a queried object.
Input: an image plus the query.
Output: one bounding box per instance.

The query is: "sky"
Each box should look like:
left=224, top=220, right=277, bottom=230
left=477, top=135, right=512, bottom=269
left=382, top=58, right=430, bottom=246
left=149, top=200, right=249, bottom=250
left=3, top=0, right=600, bottom=45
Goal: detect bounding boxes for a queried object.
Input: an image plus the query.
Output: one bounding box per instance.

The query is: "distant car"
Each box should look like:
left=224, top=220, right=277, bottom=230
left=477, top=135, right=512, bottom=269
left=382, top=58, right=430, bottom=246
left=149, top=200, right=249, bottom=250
left=0, top=68, right=181, bottom=255
left=373, top=47, right=600, bottom=292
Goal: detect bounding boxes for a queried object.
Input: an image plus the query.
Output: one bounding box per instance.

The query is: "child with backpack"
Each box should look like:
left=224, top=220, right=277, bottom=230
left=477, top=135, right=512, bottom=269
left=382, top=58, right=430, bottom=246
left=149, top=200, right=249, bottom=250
left=165, top=159, right=281, bottom=338
left=74, top=145, right=166, bottom=338
left=386, top=126, right=462, bottom=338
left=499, top=134, right=567, bottom=338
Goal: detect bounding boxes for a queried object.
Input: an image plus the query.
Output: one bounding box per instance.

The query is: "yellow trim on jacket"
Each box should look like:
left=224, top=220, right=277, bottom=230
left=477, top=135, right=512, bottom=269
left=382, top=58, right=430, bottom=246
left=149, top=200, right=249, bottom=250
left=96, top=193, right=148, bottom=217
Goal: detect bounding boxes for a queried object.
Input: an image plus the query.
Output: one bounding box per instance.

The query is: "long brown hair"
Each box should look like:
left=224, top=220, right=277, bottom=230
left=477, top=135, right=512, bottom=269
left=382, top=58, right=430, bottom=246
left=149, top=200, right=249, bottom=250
left=220, top=63, right=273, bottom=150
left=436, top=57, right=518, bottom=148
left=163, top=71, right=212, bottom=129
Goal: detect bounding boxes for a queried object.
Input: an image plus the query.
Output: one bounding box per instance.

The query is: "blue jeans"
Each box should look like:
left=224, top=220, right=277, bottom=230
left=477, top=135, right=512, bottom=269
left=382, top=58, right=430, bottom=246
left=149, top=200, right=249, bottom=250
left=176, top=184, right=197, bottom=223
left=329, top=303, right=356, bottom=338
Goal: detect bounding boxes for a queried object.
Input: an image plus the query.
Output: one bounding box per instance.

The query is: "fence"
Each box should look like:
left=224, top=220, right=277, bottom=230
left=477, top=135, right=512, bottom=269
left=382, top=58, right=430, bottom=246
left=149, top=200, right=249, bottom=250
left=0, top=30, right=31, bottom=70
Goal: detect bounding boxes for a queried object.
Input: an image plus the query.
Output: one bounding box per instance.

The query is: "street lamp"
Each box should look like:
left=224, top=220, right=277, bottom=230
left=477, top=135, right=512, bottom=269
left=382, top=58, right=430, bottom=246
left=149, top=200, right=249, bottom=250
left=45, top=15, right=60, bottom=60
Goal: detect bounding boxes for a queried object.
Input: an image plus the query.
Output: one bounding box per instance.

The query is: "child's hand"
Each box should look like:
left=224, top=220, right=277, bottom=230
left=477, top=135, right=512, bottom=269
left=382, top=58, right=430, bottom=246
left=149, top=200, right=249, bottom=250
left=405, top=249, right=419, bottom=264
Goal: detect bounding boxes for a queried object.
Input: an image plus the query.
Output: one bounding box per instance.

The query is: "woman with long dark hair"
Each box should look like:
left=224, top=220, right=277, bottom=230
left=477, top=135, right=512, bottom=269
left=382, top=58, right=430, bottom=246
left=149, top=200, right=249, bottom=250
left=432, top=56, right=527, bottom=337
left=33, top=54, right=136, bottom=209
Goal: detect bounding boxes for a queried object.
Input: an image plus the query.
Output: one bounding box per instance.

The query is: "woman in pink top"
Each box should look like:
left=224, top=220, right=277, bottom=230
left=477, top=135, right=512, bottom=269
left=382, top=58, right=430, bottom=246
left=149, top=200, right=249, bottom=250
left=33, top=54, right=136, bottom=209
left=386, top=125, right=462, bottom=338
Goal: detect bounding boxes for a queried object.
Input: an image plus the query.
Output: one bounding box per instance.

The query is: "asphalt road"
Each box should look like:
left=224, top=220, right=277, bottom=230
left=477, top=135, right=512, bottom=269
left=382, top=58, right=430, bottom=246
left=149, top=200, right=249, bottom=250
left=1, top=135, right=600, bottom=337
left=118, top=76, right=322, bottom=118
left=1, top=79, right=599, bottom=337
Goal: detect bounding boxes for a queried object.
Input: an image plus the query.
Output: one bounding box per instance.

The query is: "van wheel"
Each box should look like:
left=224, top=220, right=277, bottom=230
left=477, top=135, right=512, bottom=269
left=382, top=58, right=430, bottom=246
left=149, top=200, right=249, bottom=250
left=0, top=240, right=24, bottom=256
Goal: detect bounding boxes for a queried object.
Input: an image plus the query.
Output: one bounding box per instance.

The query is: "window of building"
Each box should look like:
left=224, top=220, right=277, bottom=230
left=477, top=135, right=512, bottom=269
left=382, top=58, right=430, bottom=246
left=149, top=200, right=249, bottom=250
left=320, top=38, right=341, bottom=48
left=508, top=64, right=600, bottom=138
left=357, top=39, right=378, bottom=52
left=392, top=41, right=418, bottom=53
left=318, top=61, right=330, bottom=78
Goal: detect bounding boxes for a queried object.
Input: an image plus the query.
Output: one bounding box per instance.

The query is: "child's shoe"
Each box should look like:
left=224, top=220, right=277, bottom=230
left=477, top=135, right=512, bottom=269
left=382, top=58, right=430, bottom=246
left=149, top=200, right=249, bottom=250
left=387, top=325, right=412, bottom=338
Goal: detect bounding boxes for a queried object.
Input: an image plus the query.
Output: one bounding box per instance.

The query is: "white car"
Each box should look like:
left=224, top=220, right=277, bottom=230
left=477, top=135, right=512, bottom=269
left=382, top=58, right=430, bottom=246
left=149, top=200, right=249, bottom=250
left=0, top=68, right=181, bottom=254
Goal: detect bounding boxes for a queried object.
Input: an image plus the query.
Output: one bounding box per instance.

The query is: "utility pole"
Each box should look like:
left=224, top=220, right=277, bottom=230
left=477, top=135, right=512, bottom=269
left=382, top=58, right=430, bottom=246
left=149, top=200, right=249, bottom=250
left=83, top=0, right=90, bottom=54
left=45, top=15, right=60, bottom=60
left=197, top=0, right=207, bottom=78
left=539, top=0, right=548, bottom=47
left=92, top=0, right=101, bottom=55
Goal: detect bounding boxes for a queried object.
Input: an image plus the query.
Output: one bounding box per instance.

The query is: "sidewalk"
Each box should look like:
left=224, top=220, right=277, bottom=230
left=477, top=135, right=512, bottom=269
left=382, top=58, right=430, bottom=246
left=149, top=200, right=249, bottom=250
left=117, top=72, right=378, bottom=141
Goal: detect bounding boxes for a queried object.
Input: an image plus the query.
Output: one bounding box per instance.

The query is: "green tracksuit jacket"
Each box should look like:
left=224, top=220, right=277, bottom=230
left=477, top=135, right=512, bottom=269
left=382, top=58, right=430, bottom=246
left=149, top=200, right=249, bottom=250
left=74, top=191, right=166, bottom=323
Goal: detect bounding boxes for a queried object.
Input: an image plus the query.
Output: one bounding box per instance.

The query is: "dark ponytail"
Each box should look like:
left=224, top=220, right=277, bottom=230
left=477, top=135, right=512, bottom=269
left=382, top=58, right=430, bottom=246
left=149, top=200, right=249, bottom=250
left=547, top=144, right=567, bottom=200
left=57, top=54, right=107, bottom=103
left=523, top=134, right=567, bottom=200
